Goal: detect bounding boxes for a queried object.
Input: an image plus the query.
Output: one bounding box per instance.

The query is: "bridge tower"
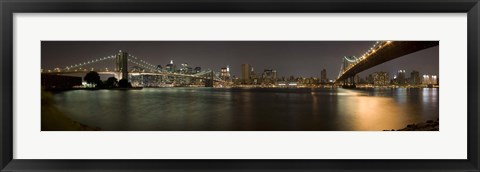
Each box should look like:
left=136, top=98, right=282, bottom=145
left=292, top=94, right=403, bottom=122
left=204, top=70, right=214, bottom=87
left=115, top=50, right=129, bottom=80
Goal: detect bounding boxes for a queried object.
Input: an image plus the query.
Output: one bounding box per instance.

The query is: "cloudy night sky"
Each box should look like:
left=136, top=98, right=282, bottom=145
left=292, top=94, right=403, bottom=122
left=41, top=41, right=439, bottom=80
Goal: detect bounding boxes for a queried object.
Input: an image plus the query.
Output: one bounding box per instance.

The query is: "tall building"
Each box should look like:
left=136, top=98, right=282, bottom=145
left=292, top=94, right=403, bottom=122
left=251, top=71, right=258, bottom=85
left=194, top=67, right=201, bottom=74
left=165, top=60, right=175, bottom=73
left=179, top=63, right=189, bottom=74
left=220, top=68, right=227, bottom=80
left=220, top=66, right=231, bottom=81
left=261, top=69, right=277, bottom=85
left=320, top=69, right=327, bottom=83
left=373, top=72, right=389, bottom=86
left=272, top=70, right=277, bottom=83
left=396, top=70, right=406, bottom=84
left=241, top=64, right=252, bottom=84
left=250, top=67, right=256, bottom=81
left=227, top=65, right=231, bottom=79
left=410, top=70, right=421, bottom=85
left=422, top=75, right=438, bottom=85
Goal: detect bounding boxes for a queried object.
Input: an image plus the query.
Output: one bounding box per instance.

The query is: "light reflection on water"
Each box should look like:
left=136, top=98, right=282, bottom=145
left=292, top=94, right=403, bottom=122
left=51, top=88, right=439, bottom=131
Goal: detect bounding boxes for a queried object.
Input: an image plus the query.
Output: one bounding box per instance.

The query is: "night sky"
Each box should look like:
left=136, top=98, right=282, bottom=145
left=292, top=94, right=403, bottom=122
left=41, top=41, right=439, bottom=80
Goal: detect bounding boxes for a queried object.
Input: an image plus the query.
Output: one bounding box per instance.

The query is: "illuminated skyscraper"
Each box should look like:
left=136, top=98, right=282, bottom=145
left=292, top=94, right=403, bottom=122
left=422, top=75, right=438, bottom=85
left=220, top=65, right=231, bottom=81
left=226, top=65, right=231, bottom=79
left=396, top=70, right=406, bottom=84
left=220, top=68, right=227, bottom=80
left=165, top=60, right=175, bottom=73
left=179, top=63, right=190, bottom=74
left=373, top=72, right=389, bottom=86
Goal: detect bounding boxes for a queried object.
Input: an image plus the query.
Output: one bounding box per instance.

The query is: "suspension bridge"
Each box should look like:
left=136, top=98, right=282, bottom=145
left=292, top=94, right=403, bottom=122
left=41, top=50, right=224, bottom=87
left=42, top=41, right=439, bottom=88
left=335, top=41, right=439, bottom=88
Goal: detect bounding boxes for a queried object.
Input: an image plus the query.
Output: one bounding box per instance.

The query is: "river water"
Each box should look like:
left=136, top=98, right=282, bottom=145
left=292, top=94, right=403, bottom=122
left=51, top=87, right=439, bottom=131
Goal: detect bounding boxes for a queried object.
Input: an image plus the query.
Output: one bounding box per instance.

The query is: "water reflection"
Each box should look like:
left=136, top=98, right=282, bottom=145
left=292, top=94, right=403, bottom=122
left=337, top=95, right=404, bottom=131
left=51, top=88, right=439, bottom=131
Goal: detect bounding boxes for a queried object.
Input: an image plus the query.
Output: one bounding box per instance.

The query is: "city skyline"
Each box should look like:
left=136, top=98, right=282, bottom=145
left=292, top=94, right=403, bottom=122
left=41, top=41, right=440, bottom=131
left=41, top=41, right=439, bottom=80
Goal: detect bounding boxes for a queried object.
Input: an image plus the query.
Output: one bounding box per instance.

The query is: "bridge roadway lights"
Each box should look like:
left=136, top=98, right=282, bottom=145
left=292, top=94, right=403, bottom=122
left=337, top=41, right=439, bottom=83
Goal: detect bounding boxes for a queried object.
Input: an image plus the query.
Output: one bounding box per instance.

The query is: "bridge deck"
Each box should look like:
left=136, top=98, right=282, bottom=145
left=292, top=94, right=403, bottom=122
left=337, top=41, right=439, bottom=82
left=42, top=71, right=225, bottom=82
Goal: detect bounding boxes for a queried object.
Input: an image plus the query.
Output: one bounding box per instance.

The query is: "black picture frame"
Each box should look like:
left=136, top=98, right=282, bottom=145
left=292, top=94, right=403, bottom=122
left=1, top=0, right=479, bottom=171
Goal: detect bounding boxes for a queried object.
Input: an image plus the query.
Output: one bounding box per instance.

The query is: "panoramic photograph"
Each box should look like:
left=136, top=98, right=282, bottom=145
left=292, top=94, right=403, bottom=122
left=41, top=41, right=439, bottom=131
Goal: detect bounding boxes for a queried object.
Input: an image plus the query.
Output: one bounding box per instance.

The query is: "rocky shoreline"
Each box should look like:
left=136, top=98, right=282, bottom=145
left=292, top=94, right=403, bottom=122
left=384, top=119, right=439, bottom=131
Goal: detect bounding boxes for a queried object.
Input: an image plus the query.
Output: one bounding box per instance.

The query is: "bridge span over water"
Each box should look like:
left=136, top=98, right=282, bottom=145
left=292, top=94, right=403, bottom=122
left=42, top=50, right=224, bottom=87
left=335, top=41, right=439, bottom=86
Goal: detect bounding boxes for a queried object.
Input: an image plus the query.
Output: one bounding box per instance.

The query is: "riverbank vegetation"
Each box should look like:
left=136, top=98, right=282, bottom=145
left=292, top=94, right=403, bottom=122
left=84, top=71, right=133, bottom=89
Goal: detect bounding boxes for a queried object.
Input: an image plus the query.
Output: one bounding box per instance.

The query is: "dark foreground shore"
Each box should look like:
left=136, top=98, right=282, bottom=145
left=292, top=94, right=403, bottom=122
left=42, top=91, right=101, bottom=131
left=45, top=87, right=143, bottom=92
left=384, top=119, right=439, bottom=131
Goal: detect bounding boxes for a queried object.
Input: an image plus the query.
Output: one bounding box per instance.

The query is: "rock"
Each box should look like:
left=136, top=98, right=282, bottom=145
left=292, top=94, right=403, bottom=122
left=417, top=123, right=429, bottom=128
left=388, top=119, right=439, bottom=131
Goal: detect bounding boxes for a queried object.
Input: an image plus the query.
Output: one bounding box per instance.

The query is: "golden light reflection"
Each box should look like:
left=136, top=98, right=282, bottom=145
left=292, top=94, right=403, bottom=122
left=337, top=90, right=406, bottom=131
left=311, top=91, right=319, bottom=114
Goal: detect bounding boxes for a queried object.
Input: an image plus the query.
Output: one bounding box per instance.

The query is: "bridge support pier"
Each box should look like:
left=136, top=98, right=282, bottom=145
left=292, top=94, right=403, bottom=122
left=204, top=71, right=214, bottom=87
left=341, top=76, right=356, bottom=88
left=204, top=79, right=213, bottom=87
